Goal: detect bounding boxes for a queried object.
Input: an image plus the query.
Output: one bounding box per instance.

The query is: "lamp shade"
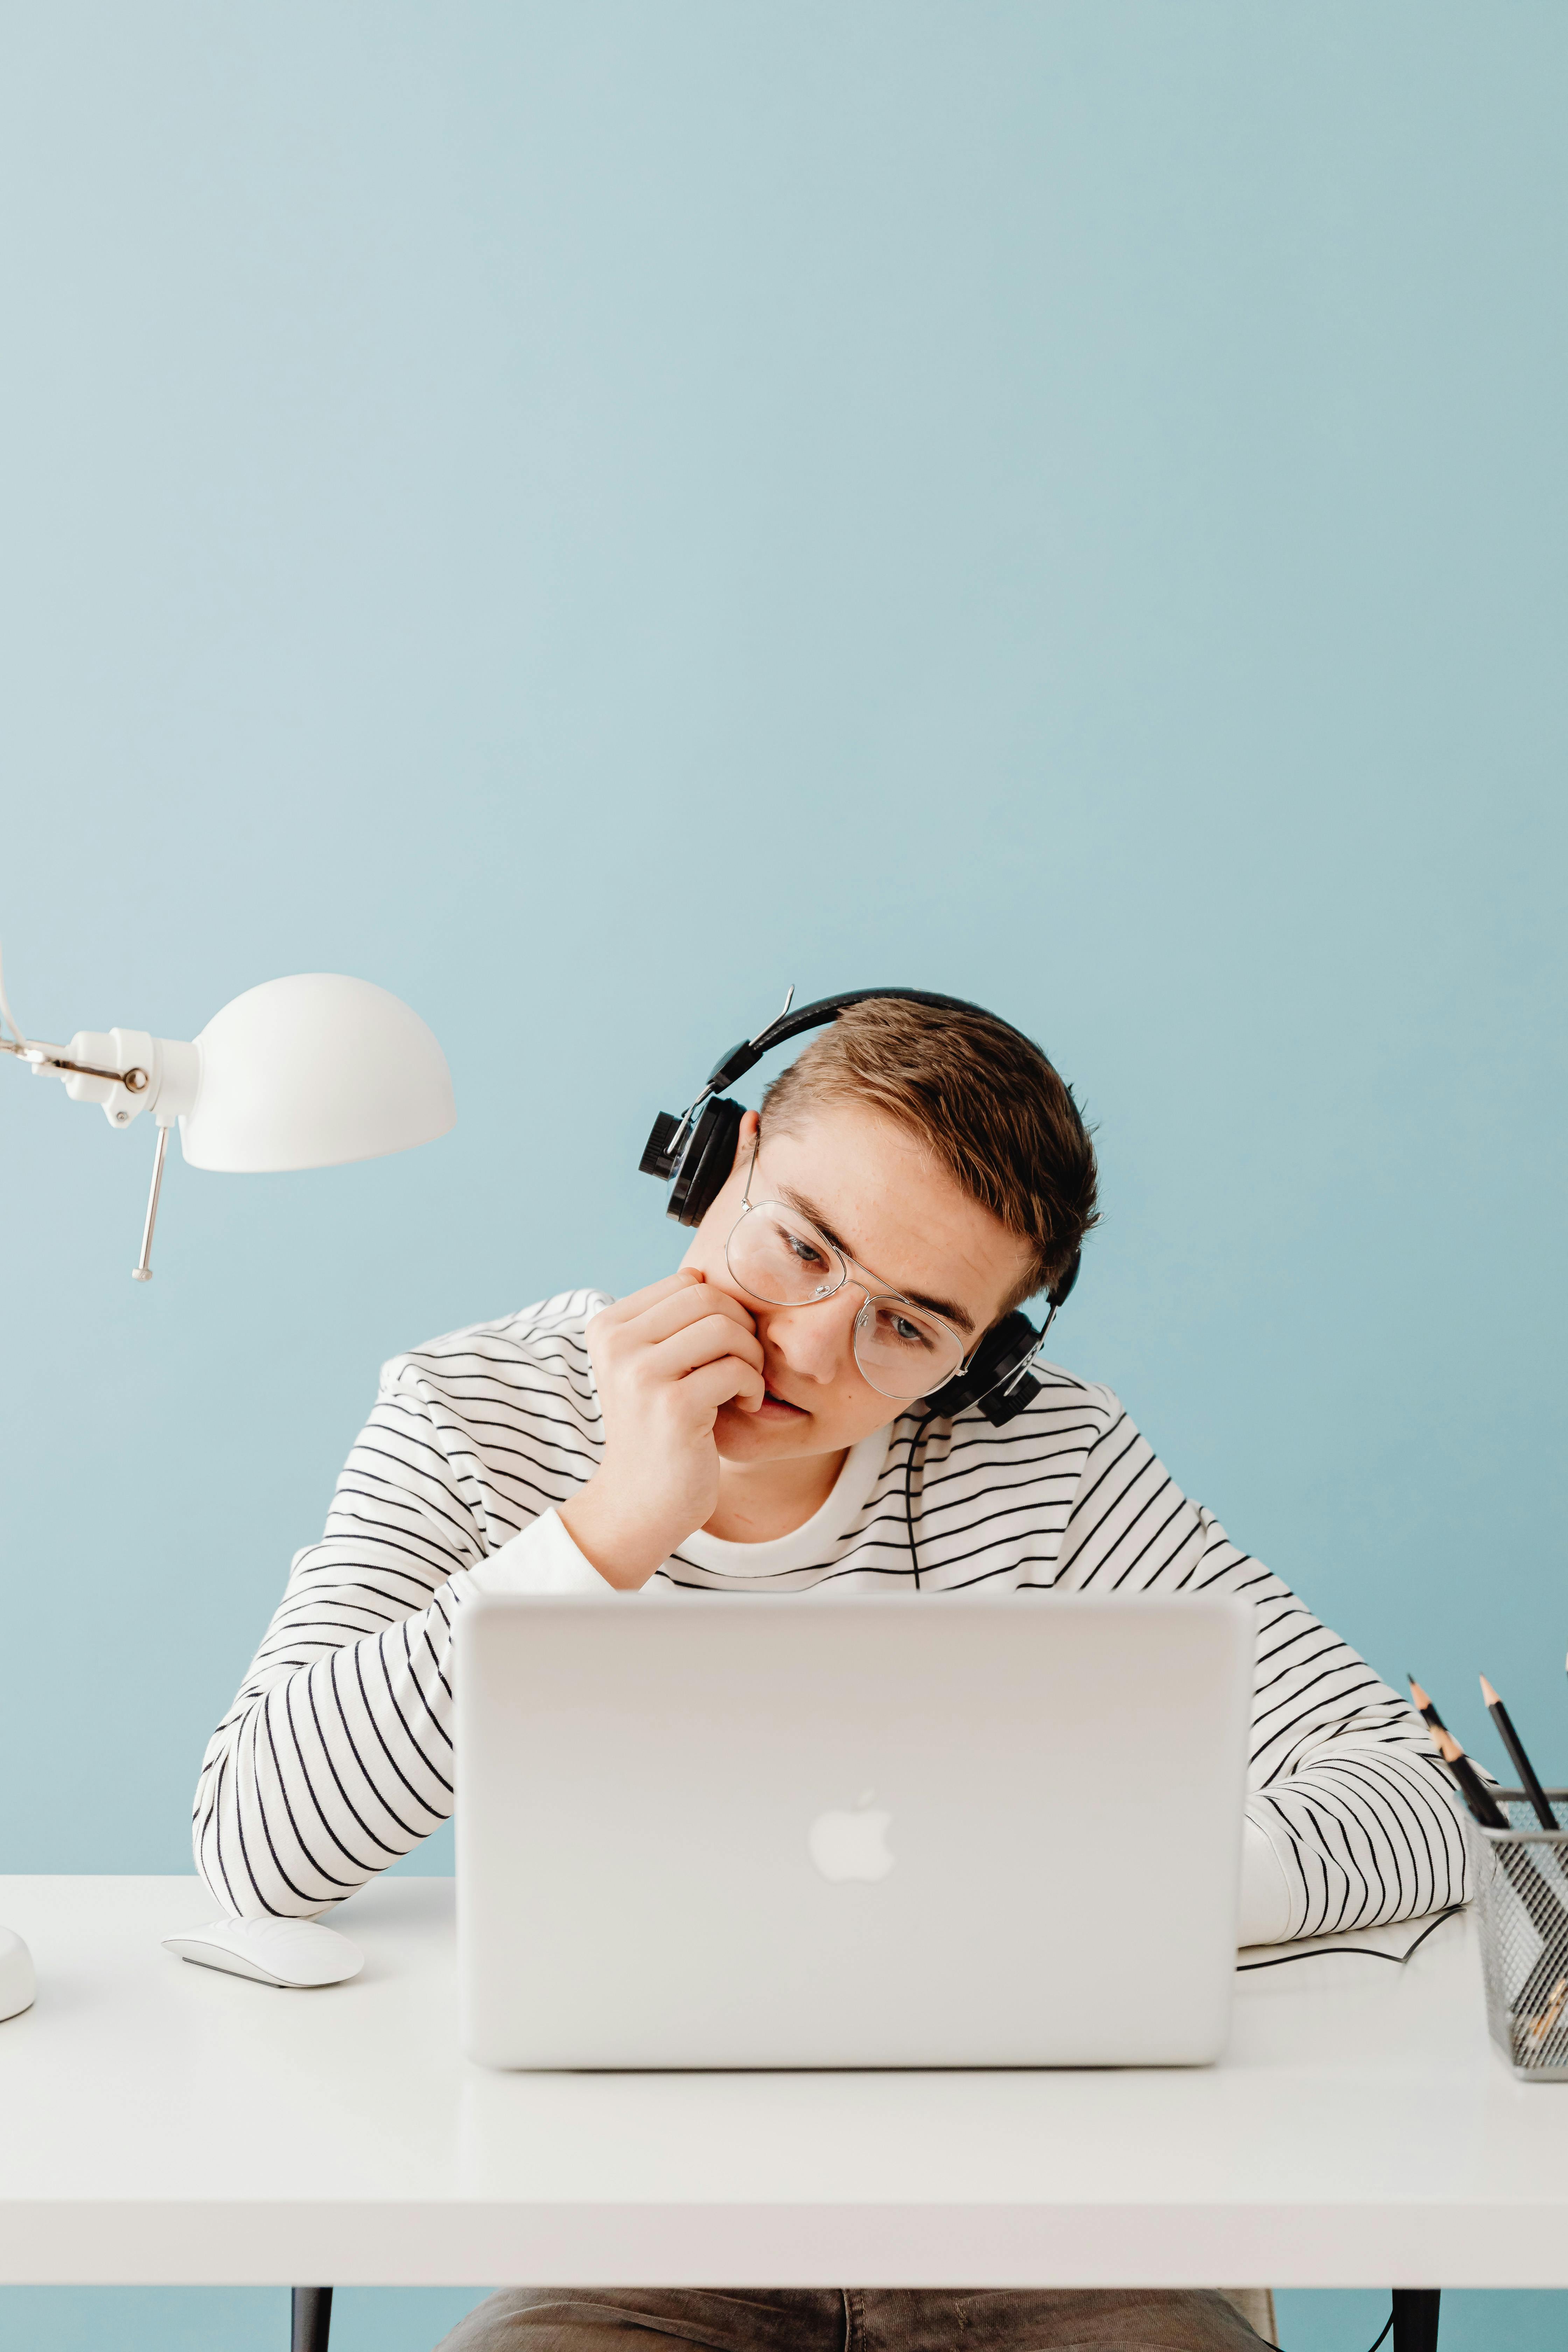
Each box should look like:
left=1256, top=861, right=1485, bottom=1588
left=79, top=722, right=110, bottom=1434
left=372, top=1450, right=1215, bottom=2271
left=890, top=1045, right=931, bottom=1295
left=178, top=974, right=455, bottom=1174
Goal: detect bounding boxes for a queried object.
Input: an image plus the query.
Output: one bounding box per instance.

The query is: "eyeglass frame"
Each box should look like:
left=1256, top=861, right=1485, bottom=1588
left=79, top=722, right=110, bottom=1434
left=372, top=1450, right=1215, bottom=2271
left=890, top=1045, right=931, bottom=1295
left=724, top=1135, right=975, bottom=1400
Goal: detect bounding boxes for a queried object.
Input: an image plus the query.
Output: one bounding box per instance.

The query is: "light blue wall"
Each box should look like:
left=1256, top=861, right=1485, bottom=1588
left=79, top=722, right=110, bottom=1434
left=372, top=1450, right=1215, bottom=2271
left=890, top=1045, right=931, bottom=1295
left=1, top=6, right=1564, bottom=2347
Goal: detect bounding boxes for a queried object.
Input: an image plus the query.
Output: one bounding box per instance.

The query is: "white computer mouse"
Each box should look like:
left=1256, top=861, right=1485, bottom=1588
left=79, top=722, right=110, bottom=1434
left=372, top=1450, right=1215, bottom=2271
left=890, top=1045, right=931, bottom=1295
left=0, top=1925, right=35, bottom=2021
left=161, top=1915, right=364, bottom=1988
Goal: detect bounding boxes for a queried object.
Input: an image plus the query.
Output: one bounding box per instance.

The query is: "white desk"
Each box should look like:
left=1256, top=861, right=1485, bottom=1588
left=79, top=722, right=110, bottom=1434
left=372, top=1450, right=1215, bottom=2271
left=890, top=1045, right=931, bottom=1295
left=0, top=1876, right=1562, bottom=2292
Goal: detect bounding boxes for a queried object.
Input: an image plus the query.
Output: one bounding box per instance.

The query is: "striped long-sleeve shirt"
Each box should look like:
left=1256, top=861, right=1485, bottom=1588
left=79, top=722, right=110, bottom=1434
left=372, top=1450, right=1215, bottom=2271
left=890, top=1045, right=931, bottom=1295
left=194, top=1289, right=1471, bottom=1942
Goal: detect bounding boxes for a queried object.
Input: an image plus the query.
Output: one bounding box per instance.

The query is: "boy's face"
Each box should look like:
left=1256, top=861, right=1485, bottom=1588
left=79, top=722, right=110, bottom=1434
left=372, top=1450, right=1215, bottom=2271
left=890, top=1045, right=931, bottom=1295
left=679, top=1102, right=1036, bottom=1465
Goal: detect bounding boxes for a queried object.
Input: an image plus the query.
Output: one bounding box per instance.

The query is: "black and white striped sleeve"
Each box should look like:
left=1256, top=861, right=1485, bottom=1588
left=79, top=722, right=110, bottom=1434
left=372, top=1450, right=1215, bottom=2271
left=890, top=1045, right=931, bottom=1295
left=191, top=1359, right=496, bottom=1919
left=1054, top=1396, right=1472, bottom=1941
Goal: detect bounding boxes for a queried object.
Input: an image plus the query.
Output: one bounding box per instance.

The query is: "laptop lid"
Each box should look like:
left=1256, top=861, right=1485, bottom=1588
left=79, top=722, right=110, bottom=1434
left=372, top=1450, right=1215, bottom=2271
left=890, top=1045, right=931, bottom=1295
left=456, top=1590, right=1253, bottom=2070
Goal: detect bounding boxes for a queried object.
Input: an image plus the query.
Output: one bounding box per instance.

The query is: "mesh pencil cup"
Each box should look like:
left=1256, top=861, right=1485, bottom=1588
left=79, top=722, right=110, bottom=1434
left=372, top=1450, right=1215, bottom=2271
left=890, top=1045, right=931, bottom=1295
left=1467, top=1790, right=1568, bottom=2082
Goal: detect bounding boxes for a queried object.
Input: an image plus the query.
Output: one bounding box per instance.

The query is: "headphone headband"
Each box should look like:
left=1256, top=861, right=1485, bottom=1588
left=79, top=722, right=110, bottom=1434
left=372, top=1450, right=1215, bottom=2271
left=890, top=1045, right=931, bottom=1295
left=702, top=986, right=1028, bottom=1098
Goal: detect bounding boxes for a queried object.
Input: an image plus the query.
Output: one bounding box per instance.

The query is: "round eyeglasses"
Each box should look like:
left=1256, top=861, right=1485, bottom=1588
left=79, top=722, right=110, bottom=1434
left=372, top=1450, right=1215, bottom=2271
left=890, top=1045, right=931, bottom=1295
left=724, top=1144, right=972, bottom=1401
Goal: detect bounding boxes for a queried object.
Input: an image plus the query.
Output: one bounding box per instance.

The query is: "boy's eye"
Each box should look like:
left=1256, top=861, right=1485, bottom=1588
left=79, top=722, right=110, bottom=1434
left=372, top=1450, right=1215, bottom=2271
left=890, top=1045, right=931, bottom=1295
left=890, top=1314, right=935, bottom=1351
left=786, top=1232, right=828, bottom=1269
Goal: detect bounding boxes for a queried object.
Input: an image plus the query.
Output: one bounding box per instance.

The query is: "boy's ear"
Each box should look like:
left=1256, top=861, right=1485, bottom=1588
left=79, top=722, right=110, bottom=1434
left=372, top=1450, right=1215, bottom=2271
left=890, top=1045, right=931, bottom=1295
left=732, top=1107, right=761, bottom=1173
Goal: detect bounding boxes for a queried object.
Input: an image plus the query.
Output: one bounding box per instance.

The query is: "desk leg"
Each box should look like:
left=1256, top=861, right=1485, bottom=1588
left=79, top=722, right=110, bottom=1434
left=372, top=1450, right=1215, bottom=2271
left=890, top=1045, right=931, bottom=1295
left=291, top=2285, right=333, bottom=2351
left=1391, top=2289, right=1439, bottom=2351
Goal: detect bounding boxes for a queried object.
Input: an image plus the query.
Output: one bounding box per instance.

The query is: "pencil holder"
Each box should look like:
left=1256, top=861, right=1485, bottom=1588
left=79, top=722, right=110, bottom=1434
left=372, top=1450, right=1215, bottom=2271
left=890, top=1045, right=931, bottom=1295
left=1468, top=1790, right=1568, bottom=2082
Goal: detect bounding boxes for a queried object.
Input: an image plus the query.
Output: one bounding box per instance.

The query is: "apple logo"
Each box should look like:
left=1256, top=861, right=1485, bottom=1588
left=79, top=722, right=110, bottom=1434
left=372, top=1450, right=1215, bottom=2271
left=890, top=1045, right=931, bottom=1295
left=807, top=1791, right=894, bottom=1883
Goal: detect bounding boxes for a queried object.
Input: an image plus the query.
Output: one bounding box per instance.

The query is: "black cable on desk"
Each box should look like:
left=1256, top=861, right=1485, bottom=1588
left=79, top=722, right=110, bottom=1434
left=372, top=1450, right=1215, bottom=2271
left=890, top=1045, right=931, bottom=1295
left=1236, top=1904, right=1463, bottom=1973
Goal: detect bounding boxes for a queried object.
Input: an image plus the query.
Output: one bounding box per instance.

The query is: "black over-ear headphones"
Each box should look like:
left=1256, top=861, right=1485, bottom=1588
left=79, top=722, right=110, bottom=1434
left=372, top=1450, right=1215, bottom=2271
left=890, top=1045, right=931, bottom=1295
left=638, top=986, right=1083, bottom=1427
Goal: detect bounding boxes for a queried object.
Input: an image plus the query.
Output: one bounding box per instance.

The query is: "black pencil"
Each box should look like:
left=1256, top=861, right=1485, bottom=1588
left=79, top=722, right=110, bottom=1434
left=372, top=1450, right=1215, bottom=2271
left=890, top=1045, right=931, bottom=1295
left=1433, top=1722, right=1512, bottom=1831
left=1481, top=1675, right=1558, bottom=1830
left=1409, top=1674, right=1449, bottom=1743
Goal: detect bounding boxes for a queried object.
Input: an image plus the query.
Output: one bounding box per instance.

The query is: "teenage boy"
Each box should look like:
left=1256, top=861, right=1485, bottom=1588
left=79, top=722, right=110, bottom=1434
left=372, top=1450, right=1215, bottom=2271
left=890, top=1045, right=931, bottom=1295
left=198, top=997, right=1468, bottom=2352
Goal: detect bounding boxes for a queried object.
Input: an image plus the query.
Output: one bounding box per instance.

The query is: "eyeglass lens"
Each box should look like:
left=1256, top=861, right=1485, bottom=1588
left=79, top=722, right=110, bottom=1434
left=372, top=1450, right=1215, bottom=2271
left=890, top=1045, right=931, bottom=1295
left=725, top=1198, right=965, bottom=1400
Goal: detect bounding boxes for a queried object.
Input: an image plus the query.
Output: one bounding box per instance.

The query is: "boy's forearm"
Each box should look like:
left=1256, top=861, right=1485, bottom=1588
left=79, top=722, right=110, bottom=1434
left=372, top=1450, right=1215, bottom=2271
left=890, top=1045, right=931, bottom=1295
left=193, top=1585, right=462, bottom=1917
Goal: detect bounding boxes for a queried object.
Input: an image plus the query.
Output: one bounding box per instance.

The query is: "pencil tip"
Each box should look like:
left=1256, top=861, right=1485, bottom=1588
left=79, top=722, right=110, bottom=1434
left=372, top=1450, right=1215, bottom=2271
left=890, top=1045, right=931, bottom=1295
left=1480, top=1674, right=1500, bottom=1707
left=1409, top=1675, right=1430, bottom=1709
left=1433, top=1724, right=1465, bottom=1762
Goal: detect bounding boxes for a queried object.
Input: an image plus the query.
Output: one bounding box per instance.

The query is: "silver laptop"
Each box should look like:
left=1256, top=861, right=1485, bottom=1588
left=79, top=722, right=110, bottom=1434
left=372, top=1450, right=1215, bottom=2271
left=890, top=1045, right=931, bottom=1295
left=455, top=1590, right=1253, bottom=2070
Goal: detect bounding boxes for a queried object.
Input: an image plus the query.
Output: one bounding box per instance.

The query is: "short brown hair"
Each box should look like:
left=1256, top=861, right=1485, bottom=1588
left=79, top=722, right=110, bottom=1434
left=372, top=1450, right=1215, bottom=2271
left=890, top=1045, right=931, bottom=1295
left=759, top=997, right=1098, bottom=1315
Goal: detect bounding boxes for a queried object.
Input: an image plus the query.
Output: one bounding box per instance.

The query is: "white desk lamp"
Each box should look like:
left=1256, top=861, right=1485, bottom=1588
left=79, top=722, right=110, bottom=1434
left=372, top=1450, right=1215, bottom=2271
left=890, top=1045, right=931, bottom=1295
left=0, top=953, right=455, bottom=2017
left=0, top=957, right=455, bottom=1280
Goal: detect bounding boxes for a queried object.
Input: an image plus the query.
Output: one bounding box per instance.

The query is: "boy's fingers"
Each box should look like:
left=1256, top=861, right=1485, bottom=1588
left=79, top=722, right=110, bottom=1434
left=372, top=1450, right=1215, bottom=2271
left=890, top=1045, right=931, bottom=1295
left=681, top=1356, right=768, bottom=1415
left=628, top=1282, right=757, bottom=1348
left=654, top=1315, right=765, bottom=1380
left=592, top=1271, right=702, bottom=1332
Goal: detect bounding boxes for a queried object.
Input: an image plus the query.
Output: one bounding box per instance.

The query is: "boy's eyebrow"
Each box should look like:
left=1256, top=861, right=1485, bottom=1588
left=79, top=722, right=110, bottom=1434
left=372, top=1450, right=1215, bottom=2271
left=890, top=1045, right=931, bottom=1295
left=774, top=1184, right=976, bottom=1336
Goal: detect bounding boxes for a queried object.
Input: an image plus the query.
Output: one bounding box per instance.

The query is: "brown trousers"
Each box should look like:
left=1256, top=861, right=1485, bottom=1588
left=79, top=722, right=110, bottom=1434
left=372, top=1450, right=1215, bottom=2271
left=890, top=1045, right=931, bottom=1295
left=434, top=2288, right=1276, bottom=2352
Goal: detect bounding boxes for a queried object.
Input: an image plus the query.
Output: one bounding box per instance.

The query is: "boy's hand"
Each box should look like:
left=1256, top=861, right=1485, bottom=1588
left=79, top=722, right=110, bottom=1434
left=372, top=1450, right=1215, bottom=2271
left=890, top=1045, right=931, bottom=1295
left=559, top=1271, right=765, bottom=1588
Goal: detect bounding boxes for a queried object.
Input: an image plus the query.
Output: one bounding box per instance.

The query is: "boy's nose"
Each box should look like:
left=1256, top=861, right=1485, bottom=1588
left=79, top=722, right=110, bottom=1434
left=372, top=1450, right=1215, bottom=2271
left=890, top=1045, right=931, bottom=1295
left=764, top=1289, right=863, bottom=1386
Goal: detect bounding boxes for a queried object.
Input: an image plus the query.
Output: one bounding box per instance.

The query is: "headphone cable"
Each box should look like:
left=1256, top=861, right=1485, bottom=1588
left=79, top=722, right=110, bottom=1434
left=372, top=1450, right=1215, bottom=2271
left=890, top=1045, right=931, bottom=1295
left=901, top=1304, right=1060, bottom=1588
left=904, top=1404, right=937, bottom=1589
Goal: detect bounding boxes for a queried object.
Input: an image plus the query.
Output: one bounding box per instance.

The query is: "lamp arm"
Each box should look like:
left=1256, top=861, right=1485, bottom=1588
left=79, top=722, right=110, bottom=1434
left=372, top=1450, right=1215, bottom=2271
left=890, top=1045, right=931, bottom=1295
left=2, top=1025, right=197, bottom=1276
left=131, top=1125, right=170, bottom=1283
left=2, top=1029, right=198, bottom=1129
left=0, top=1036, right=149, bottom=1089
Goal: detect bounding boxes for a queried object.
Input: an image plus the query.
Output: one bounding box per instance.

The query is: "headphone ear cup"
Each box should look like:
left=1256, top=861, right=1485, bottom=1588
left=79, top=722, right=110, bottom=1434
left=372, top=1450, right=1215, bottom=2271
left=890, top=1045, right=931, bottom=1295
left=666, top=1096, right=747, bottom=1226
left=929, top=1310, right=1041, bottom=1426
